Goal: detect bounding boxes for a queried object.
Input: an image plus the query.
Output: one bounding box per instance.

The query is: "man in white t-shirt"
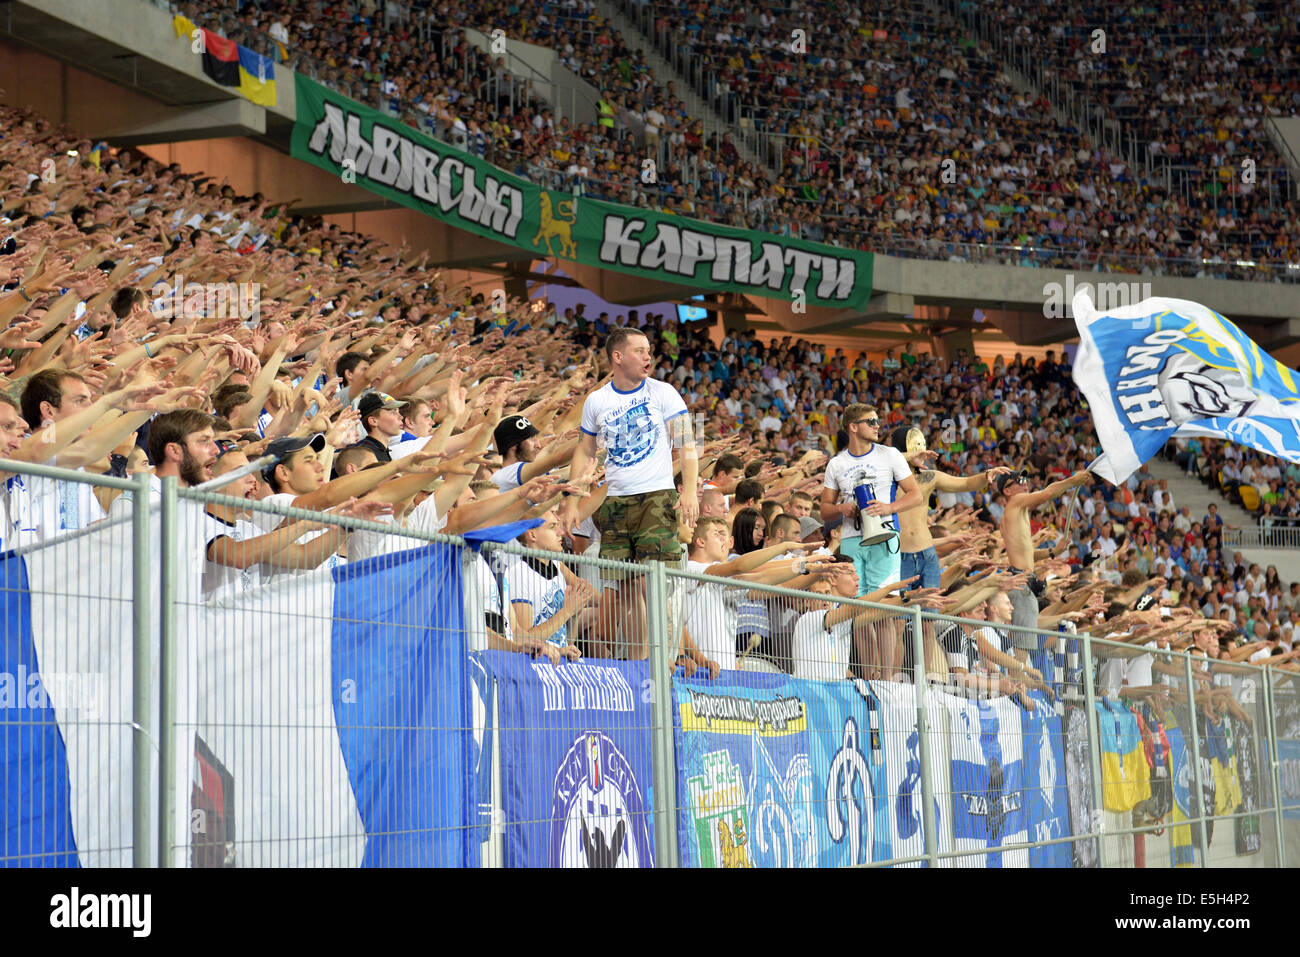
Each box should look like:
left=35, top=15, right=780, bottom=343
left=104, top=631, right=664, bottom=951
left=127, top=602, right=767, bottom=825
left=490, top=413, right=578, bottom=492
left=820, top=403, right=921, bottom=595
left=682, top=515, right=821, bottom=673
left=791, top=566, right=908, bottom=681
left=203, top=448, right=353, bottom=601
left=970, top=592, right=1045, bottom=693
left=506, top=510, right=598, bottom=659
left=570, top=329, right=698, bottom=660
left=107, top=409, right=219, bottom=592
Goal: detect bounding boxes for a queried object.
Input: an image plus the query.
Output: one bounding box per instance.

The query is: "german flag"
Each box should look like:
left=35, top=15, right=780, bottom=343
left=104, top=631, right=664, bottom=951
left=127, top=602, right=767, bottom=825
left=200, top=29, right=240, bottom=88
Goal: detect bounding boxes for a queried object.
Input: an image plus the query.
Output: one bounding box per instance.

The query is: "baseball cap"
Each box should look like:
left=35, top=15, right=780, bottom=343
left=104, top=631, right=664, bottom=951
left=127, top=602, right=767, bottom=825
left=494, top=415, right=539, bottom=456
left=994, top=468, right=1030, bottom=495
left=357, top=391, right=401, bottom=423
left=262, top=433, right=326, bottom=479
left=798, top=516, right=824, bottom=541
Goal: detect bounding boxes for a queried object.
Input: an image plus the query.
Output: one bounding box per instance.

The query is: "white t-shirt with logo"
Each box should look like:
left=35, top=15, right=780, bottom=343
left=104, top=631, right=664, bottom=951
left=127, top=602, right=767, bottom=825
left=791, top=609, right=853, bottom=681
left=507, top=557, right=569, bottom=648
left=580, top=378, right=688, bottom=496
left=822, top=444, right=911, bottom=542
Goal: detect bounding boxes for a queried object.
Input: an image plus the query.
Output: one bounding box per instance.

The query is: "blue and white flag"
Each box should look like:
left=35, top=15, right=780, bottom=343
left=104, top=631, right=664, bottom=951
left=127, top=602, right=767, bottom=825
left=2, top=510, right=199, bottom=868
left=198, top=542, right=471, bottom=867
left=1072, top=289, right=1300, bottom=483
left=873, top=680, right=954, bottom=868
left=3, top=511, right=471, bottom=868
left=948, top=696, right=1027, bottom=868
left=1019, top=693, right=1072, bottom=868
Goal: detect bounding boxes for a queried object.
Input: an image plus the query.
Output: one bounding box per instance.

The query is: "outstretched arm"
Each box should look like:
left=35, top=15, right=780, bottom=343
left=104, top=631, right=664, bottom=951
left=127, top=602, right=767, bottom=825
left=1005, top=470, right=1091, bottom=513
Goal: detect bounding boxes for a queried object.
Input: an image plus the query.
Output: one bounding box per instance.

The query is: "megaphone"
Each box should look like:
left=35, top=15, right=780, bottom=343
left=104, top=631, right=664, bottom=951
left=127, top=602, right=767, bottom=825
left=853, top=482, right=896, bottom=547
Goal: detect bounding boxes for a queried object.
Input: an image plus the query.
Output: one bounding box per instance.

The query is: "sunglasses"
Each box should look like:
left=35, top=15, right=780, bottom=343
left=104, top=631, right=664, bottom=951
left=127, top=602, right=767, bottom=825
left=853, top=418, right=880, bottom=427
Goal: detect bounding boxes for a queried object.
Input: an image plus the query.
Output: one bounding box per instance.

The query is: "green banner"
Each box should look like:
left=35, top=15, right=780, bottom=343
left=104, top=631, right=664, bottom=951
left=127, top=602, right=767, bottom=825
left=290, top=74, right=873, bottom=310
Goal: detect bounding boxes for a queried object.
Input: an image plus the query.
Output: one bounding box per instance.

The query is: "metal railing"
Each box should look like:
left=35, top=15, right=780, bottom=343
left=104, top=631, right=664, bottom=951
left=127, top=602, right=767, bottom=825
left=3, top=457, right=1298, bottom=867
left=1225, top=523, right=1300, bottom=550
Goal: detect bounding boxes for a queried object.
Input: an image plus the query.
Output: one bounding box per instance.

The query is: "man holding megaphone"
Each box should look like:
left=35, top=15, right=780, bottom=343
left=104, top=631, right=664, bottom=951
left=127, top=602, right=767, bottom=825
left=820, top=403, right=924, bottom=596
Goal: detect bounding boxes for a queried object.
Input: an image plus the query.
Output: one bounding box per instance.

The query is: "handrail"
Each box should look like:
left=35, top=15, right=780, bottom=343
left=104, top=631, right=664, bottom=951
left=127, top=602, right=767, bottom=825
left=459, top=26, right=601, bottom=120
left=1266, top=117, right=1300, bottom=200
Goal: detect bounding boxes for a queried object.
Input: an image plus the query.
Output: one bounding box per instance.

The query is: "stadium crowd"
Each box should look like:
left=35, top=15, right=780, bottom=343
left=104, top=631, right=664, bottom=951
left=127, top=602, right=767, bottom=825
left=962, top=0, right=1300, bottom=258
left=174, top=0, right=1300, bottom=281
left=1, top=94, right=1297, bottom=725
left=636, top=0, right=1300, bottom=277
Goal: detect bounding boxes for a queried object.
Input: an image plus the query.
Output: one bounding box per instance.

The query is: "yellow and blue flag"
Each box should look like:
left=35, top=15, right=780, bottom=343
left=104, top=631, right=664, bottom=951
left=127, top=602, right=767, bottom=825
left=237, top=45, right=277, bottom=107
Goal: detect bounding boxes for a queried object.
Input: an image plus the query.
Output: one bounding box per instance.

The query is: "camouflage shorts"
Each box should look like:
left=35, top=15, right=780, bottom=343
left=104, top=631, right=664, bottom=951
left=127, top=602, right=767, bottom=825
left=596, top=489, right=685, bottom=570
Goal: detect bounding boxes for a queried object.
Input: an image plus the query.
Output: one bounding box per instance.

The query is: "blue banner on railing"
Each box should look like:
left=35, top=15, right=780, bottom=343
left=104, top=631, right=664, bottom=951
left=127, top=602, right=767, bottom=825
left=477, top=651, right=655, bottom=867
left=472, top=656, right=1091, bottom=868
left=672, top=674, right=1069, bottom=868
left=1020, top=699, right=1073, bottom=869
left=671, top=672, right=814, bottom=868
left=671, top=673, right=926, bottom=868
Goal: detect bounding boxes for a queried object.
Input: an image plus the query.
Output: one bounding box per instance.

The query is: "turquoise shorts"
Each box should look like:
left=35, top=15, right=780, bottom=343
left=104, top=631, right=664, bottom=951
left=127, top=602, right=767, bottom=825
left=841, top=535, right=902, bottom=596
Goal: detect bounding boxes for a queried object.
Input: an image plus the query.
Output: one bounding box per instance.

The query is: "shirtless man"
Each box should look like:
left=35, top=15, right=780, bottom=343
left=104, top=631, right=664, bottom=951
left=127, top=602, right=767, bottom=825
left=999, top=468, right=1092, bottom=648
left=890, top=425, right=1011, bottom=588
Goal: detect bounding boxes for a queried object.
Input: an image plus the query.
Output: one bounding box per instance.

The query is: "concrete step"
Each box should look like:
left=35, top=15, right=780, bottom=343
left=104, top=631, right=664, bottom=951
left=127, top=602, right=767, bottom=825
left=592, top=0, right=773, bottom=175
left=1145, top=457, right=1255, bottom=528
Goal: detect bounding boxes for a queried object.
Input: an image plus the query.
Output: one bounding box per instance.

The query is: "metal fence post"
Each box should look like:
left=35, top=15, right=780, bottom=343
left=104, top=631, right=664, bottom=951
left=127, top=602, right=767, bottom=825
left=1182, top=651, right=1211, bottom=866
left=131, top=471, right=153, bottom=868
left=910, top=606, right=938, bottom=867
left=1079, top=633, right=1108, bottom=867
left=157, top=476, right=178, bottom=868
left=645, top=561, right=679, bottom=868
left=1263, top=671, right=1287, bottom=868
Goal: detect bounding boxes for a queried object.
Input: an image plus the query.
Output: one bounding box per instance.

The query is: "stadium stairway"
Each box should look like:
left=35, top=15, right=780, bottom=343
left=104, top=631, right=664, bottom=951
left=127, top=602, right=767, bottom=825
left=1144, top=457, right=1255, bottom=530
left=1141, top=459, right=1300, bottom=577
left=592, top=0, right=773, bottom=176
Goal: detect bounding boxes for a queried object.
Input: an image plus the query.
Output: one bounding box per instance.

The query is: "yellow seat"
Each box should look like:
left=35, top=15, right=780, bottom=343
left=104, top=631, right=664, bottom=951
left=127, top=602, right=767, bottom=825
left=1238, top=485, right=1260, bottom=511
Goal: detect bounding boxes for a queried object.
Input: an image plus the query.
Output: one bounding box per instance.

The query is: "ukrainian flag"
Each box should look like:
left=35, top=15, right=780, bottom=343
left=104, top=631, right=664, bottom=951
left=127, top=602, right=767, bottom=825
left=238, top=45, right=278, bottom=107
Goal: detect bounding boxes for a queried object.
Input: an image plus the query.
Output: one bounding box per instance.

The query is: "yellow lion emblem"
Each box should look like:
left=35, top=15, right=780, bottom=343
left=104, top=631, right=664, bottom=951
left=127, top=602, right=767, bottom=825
left=533, top=191, right=577, bottom=258
left=717, top=818, right=753, bottom=868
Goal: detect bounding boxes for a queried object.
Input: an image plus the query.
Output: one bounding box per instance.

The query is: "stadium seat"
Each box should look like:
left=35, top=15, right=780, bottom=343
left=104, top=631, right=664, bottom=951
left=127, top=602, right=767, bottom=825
left=1239, top=485, right=1261, bottom=511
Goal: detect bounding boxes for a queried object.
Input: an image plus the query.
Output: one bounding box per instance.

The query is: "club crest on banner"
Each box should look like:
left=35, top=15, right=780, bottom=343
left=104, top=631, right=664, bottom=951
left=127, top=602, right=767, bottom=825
left=551, top=731, right=653, bottom=867
left=826, top=717, right=872, bottom=865
left=686, top=750, right=753, bottom=868
left=896, top=722, right=930, bottom=841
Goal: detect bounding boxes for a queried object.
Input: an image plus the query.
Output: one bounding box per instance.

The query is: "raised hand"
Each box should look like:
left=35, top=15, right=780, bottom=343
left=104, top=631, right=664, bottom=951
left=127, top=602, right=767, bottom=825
left=0, top=318, right=44, bottom=351
left=325, top=407, right=361, bottom=447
